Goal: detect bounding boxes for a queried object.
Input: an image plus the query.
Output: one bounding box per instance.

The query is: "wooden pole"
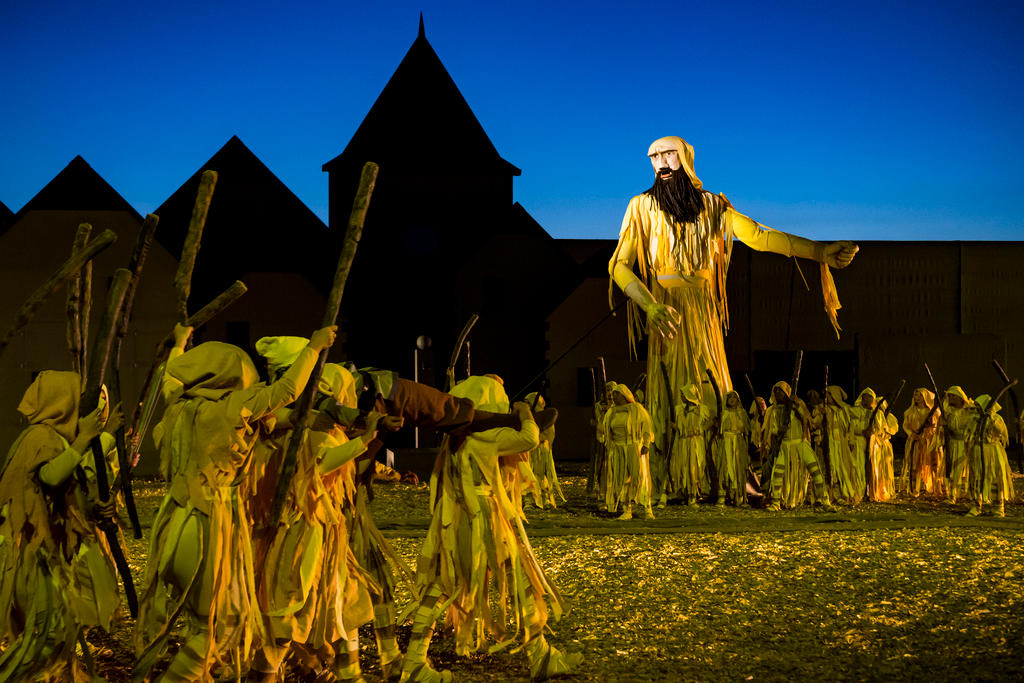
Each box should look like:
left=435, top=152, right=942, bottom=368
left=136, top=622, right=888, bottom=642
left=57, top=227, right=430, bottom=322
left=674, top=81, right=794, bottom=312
left=174, top=169, right=217, bottom=321
left=80, top=268, right=138, bottom=617
left=129, top=280, right=248, bottom=450
left=108, top=213, right=158, bottom=539
left=268, top=161, right=378, bottom=528
left=65, top=223, right=92, bottom=374
left=128, top=171, right=222, bottom=464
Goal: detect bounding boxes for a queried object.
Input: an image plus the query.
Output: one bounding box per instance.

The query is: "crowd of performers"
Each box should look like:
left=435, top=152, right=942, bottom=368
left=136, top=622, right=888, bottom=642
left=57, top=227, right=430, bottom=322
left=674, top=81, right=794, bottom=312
left=0, top=323, right=582, bottom=682
left=0, top=316, right=1019, bottom=683
left=591, top=378, right=1019, bottom=518
left=1, top=133, right=1018, bottom=682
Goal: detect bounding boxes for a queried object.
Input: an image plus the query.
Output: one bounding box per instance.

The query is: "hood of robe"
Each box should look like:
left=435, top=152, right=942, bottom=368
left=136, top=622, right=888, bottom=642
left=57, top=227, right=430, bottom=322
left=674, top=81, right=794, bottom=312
left=321, top=363, right=358, bottom=408
left=648, top=136, right=703, bottom=189
left=975, top=394, right=1001, bottom=413
left=168, top=342, right=260, bottom=401
left=679, top=383, right=701, bottom=405
left=17, top=370, right=81, bottom=442
left=255, top=336, right=309, bottom=378
left=610, top=383, right=637, bottom=405
left=945, top=386, right=972, bottom=406
left=912, top=388, right=935, bottom=409
left=769, top=381, right=792, bottom=405
left=748, top=398, right=765, bottom=417
left=724, top=389, right=741, bottom=408
left=826, top=386, right=848, bottom=405
left=857, top=387, right=877, bottom=407
left=451, top=375, right=510, bottom=413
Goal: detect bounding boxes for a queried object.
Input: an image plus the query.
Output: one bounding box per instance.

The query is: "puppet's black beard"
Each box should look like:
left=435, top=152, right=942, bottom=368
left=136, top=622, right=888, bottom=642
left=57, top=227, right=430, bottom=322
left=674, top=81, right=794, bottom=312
left=644, top=167, right=704, bottom=225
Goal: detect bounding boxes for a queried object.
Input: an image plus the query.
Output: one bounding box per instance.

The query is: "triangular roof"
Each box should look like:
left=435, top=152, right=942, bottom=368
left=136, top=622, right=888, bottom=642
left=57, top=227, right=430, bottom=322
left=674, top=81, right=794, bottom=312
left=155, top=135, right=334, bottom=302
left=9, top=155, right=143, bottom=228
left=323, top=18, right=520, bottom=176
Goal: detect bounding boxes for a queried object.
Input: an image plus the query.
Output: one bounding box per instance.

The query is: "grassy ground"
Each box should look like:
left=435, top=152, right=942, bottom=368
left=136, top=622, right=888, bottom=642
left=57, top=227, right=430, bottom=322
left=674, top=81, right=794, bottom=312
left=97, top=473, right=1024, bottom=682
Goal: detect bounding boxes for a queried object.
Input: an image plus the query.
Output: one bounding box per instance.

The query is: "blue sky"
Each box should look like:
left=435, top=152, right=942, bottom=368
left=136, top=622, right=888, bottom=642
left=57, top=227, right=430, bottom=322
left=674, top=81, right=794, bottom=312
left=2, top=0, right=1022, bottom=240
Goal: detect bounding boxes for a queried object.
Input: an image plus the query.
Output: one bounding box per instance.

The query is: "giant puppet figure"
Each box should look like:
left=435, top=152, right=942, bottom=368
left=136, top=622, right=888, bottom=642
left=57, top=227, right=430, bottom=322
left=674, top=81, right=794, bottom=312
left=609, top=136, right=859, bottom=499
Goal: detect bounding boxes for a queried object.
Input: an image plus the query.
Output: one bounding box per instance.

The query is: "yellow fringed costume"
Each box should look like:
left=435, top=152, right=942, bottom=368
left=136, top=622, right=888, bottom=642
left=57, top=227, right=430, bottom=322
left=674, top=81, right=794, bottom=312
left=247, top=338, right=378, bottom=681
left=822, top=386, right=860, bottom=503
left=132, top=340, right=320, bottom=682
left=669, top=383, right=711, bottom=506
left=901, top=388, right=943, bottom=496
left=401, top=376, right=581, bottom=683
left=967, top=395, right=1014, bottom=517
left=764, top=381, right=831, bottom=510
left=849, top=389, right=891, bottom=503
left=597, top=383, right=654, bottom=519
left=0, top=371, right=121, bottom=682
left=942, top=386, right=973, bottom=503
left=523, top=393, right=565, bottom=509
left=609, top=136, right=856, bottom=502
left=714, top=390, right=750, bottom=506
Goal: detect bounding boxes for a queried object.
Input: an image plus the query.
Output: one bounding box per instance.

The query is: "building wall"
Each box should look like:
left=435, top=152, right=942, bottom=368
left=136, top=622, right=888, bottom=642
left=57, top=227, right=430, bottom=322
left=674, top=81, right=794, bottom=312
left=547, top=240, right=1024, bottom=462
left=0, top=210, right=179, bottom=475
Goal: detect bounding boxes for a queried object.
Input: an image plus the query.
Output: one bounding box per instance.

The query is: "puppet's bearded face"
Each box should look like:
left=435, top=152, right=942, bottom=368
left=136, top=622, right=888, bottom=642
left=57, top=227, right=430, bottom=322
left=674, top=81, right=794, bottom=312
left=648, top=142, right=682, bottom=179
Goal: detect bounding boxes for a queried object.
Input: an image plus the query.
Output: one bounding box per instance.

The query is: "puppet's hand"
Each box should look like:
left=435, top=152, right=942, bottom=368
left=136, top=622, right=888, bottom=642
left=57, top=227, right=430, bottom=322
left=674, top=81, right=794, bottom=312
left=823, top=241, right=859, bottom=269
left=646, top=303, right=681, bottom=339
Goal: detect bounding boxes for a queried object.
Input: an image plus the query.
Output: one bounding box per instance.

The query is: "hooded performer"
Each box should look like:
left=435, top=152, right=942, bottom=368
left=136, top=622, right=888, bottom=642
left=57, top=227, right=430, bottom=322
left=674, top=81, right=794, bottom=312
left=763, top=381, right=833, bottom=511
left=609, top=136, right=858, bottom=502
left=247, top=336, right=385, bottom=683
left=0, top=371, right=124, bottom=681
left=822, top=386, right=859, bottom=503
left=901, top=388, right=943, bottom=496
left=669, top=383, right=711, bottom=506
left=967, top=394, right=1014, bottom=517
left=942, top=386, right=973, bottom=503
left=598, top=383, right=655, bottom=519
left=401, top=375, right=581, bottom=683
left=523, top=392, right=565, bottom=509
left=714, top=389, right=751, bottom=506
left=133, top=324, right=335, bottom=682
left=849, top=388, right=893, bottom=502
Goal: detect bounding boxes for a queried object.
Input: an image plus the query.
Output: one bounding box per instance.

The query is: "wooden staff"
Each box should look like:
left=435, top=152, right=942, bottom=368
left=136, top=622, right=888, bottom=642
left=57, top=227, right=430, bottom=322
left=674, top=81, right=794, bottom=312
left=175, top=169, right=217, bottom=321
left=992, top=359, right=1023, bottom=474
left=128, top=171, right=221, bottom=459
left=80, top=268, right=138, bottom=617
left=447, top=313, right=479, bottom=391
left=65, top=223, right=92, bottom=374
left=0, top=229, right=117, bottom=358
left=269, top=161, right=378, bottom=528
left=80, top=233, right=94, bottom=374
left=129, top=280, right=249, bottom=458
left=586, top=366, right=599, bottom=494
left=108, top=214, right=158, bottom=539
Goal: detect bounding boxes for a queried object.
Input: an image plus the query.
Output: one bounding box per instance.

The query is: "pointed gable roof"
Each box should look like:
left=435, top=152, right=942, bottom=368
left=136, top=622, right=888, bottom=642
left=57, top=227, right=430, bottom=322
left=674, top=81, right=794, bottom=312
left=323, top=18, right=520, bottom=176
left=155, top=135, right=334, bottom=302
left=11, top=155, right=142, bottom=225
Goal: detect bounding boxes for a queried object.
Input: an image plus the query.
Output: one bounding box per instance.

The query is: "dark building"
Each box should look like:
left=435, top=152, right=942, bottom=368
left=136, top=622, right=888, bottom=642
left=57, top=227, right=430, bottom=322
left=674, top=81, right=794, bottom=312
left=546, top=239, right=1024, bottom=460
left=0, top=157, right=179, bottom=468
left=322, top=19, right=578, bottom=392
left=0, top=200, right=12, bottom=231
left=153, top=135, right=333, bottom=352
